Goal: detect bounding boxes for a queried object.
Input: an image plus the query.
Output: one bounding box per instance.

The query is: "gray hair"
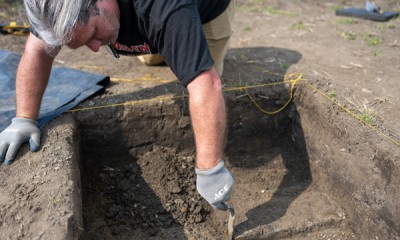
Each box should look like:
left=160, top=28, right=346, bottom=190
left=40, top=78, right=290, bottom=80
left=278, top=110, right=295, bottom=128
left=24, top=0, right=98, bottom=47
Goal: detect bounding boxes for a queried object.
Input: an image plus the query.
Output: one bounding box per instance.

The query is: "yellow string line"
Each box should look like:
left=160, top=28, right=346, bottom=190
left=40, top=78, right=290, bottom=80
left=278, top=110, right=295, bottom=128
left=74, top=65, right=105, bottom=74
left=65, top=84, right=275, bottom=113
left=111, top=77, right=176, bottom=83
left=251, top=65, right=288, bottom=77
left=74, top=65, right=176, bottom=83
left=67, top=77, right=299, bottom=113
left=223, top=80, right=293, bottom=92
left=242, top=73, right=302, bottom=115
left=67, top=95, right=188, bottom=113
left=68, top=65, right=400, bottom=147
left=305, top=82, right=400, bottom=148
left=251, top=66, right=400, bottom=147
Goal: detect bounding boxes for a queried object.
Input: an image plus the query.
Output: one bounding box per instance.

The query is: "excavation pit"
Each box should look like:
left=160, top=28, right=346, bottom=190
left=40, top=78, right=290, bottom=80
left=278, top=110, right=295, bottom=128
left=1, top=48, right=399, bottom=240
left=74, top=60, right=400, bottom=239
left=75, top=91, right=318, bottom=240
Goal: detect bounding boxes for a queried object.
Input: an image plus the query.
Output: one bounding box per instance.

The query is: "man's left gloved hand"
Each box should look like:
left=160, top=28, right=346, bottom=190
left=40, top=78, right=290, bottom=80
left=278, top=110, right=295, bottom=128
left=196, top=161, right=234, bottom=211
left=0, top=117, right=41, bottom=165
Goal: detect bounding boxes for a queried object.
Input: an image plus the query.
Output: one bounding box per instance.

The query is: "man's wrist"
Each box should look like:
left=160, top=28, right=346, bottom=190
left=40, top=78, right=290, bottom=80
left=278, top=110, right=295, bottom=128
left=196, top=158, right=222, bottom=170
left=195, top=161, right=224, bottom=175
left=16, top=112, right=38, bottom=120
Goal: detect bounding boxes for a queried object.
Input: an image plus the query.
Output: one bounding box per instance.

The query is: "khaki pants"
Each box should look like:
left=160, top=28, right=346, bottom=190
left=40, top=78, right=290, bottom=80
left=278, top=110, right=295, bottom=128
left=138, top=1, right=235, bottom=76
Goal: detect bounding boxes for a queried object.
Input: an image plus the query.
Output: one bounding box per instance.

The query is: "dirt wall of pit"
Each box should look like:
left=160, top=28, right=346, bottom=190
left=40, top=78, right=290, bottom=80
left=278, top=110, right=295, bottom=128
left=0, top=114, right=83, bottom=240
left=295, top=85, right=400, bottom=239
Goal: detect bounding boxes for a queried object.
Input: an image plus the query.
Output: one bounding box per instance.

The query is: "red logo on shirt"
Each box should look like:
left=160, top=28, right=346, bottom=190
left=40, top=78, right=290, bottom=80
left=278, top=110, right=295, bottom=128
left=112, top=42, right=152, bottom=54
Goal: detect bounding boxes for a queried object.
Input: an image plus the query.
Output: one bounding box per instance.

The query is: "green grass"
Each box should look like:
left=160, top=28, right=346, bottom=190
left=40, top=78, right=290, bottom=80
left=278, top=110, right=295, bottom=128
left=279, top=61, right=289, bottom=71
left=377, top=23, right=396, bottom=30
left=239, top=2, right=295, bottom=16
left=361, top=33, right=383, bottom=46
left=243, top=26, right=252, bottom=32
left=358, top=112, right=375, bottom=125
left=239, top=5, right=261, bottom=12
left=328, top=90, right=336, bottom=99
left=264, top=6, right=295, bottom=16
left=372, top=49, right=383, bottom=56
left=339, top=31, right=357, bottom=40
left=356, top=103, right=376, bottom=125
left=337, top=17, right=357, bottom=24
left=291, top=21, right=311, bottom=32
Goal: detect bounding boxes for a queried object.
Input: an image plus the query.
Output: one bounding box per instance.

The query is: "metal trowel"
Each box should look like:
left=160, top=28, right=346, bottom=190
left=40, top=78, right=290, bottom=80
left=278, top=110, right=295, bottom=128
left=222, top=203, right=236, bottom=240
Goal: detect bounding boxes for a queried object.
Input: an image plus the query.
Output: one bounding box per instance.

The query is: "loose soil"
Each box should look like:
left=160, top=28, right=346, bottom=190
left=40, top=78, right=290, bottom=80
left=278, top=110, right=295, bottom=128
left=1, top=0, right=399, bottom=239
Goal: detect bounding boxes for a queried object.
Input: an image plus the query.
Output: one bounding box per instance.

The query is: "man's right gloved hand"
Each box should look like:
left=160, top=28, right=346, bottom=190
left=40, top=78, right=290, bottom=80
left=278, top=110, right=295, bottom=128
left=0, top=117, right=41, bottom=165
left=196, top=161, right=234, bottom=211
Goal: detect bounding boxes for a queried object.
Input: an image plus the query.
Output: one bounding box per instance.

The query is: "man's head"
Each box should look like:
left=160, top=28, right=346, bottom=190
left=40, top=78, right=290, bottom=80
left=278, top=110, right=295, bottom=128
left=24, top=0, right=120, bottom=52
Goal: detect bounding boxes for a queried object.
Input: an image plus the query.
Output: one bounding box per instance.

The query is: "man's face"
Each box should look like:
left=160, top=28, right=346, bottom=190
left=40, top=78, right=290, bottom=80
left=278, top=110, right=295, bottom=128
left=67, top=0, right=120, bottom=52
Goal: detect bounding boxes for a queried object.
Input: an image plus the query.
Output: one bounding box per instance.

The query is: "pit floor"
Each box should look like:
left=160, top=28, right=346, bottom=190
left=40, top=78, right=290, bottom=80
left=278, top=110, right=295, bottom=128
left=76, top=96, right=354, bottom=240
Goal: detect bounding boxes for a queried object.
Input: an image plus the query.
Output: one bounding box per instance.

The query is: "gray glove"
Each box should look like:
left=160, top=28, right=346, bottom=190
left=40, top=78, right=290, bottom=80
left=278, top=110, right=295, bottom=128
left=196, top=161, right=234, bottom=211
left=0, top=117, right=40, bottom=165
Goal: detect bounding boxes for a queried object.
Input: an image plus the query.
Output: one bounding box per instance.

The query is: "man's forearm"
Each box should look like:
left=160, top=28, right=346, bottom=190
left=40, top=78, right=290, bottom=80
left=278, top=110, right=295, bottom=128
left=187, top=67, right=227, bottom=169
left=16, top=34, right=56, bottom=120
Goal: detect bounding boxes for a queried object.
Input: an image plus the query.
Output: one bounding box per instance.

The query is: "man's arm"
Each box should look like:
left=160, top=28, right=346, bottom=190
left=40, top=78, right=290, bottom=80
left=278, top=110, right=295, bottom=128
left=16, top=33, right=58, bottom=120
left=188, top=67, right=234, bottom=210
left=0, top=33, right=58, bottom=164
left=187, top=67, right=226, bottom=169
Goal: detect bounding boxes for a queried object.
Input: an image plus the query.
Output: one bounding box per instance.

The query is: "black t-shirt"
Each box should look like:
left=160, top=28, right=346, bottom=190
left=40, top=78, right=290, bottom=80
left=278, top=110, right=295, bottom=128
left=112, top=0, right=230, bottom=87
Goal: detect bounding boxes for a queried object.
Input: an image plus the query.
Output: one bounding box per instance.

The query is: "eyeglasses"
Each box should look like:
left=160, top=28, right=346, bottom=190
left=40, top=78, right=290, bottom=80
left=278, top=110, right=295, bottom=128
left=106, top=43, right=120, bottom=58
